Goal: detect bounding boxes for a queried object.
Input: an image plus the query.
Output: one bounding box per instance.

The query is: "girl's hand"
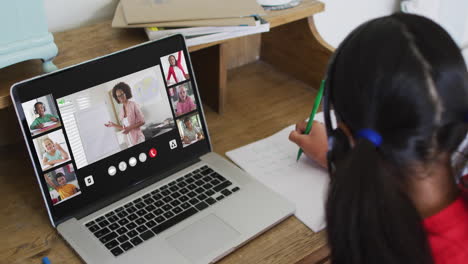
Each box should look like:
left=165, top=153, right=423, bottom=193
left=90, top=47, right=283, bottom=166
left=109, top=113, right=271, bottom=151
left=289, top=120, right=328, bottom=168
left=197, top=133, right=204, bottom=140
left=54, top=143, right=62, bottom=150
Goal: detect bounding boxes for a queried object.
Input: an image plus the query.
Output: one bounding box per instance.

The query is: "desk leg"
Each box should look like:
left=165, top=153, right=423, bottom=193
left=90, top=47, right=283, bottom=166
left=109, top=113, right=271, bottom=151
left=261, top=17, right=333, bottom=88
left=190, top=43, right=227, bottom=114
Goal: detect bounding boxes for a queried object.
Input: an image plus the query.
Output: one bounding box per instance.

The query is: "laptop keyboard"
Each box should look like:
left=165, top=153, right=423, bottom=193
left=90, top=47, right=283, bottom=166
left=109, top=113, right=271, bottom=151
left=84, top=165, right=240, bottom=257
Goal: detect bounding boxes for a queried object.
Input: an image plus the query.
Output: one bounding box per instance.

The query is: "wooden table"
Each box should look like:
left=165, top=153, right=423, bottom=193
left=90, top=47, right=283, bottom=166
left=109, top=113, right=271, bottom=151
left=0, top=1, right=333, bottom=263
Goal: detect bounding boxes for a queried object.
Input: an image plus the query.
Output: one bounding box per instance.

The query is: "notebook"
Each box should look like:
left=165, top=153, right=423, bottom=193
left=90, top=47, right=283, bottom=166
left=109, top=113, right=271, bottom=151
left=11, top=34, right=294, bottom=264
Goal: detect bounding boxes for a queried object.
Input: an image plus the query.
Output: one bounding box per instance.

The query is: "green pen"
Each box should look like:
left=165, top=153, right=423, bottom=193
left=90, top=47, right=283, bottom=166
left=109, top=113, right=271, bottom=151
left=296, top=79, right=325, bottom=161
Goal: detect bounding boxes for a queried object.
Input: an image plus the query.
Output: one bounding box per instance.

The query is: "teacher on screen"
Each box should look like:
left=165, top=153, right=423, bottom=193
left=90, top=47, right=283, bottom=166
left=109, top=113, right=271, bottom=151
left=105, top=82, right=146, bottom=147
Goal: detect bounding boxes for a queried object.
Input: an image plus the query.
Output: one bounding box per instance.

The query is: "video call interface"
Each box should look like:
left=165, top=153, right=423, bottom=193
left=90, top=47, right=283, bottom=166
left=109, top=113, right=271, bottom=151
left=21, top=50, right=206, bottom=207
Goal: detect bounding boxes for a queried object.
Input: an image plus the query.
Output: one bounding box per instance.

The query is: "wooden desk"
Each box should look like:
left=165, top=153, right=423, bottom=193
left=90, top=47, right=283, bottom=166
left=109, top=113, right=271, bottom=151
left=0, top=61, right=329, bottom=264
left=0, top=1, right=332, bottom=263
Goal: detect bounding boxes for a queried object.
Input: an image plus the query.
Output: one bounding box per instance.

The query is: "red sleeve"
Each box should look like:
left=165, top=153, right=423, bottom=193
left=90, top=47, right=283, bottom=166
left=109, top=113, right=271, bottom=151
left=176, top=50, right=187, bottom=76
left=178, top=66, right=187, bottom=76
left=423, top=189, right=468, bottom=264
left=177, top=50, right=182, bottom=62
left=167, top=67, right=174, bottom=82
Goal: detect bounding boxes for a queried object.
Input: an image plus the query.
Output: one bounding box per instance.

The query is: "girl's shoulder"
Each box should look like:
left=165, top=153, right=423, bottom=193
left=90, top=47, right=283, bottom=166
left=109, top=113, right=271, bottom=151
left=424, top=185, right=468, bottom=264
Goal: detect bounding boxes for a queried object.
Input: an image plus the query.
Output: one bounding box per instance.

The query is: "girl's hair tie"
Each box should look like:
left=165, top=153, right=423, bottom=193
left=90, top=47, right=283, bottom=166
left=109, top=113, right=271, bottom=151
left=356, top=129, right=382, bottom=147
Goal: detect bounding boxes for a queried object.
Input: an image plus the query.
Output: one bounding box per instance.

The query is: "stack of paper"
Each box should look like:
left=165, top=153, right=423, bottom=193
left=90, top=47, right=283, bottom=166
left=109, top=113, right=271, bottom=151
left=112, top=0, right=268, bottom=45
left=145, top=16, right=269, bottom=46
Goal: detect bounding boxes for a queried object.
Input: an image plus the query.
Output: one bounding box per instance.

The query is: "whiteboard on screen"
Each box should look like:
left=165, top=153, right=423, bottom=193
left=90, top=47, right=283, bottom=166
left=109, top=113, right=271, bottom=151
left=74, top=104, right=121, bottom=164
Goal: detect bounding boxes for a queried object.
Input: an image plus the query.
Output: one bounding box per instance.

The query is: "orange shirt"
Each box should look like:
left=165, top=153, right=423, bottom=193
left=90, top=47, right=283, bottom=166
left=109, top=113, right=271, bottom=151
left=56, top=184, right=77, bottom=200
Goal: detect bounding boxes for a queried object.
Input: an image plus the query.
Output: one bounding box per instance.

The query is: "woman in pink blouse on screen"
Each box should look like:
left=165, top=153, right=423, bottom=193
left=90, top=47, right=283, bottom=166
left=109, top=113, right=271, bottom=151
left=176, top=85, right=196, bottom=116
left=105, top=82, right=146, bottom=147
left=166, top=50, right=189, bottom=85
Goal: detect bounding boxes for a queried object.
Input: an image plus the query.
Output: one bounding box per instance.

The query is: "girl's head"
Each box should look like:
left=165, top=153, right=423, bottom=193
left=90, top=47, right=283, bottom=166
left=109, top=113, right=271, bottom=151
left=168, top=55, right=177, bottom=66
left=178, top=85, right=187, bottom=101
left=326, top=13, right=467, bottom=168
left=42, top=138, right=55, bottom=153
left=112, top=82, right=132, bottom=104
left=324, top=13, right=467, bottom=264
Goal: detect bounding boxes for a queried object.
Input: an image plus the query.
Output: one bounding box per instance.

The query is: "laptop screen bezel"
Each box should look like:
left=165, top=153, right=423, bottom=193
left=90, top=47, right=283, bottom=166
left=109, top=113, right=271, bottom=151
left=10, top=34, right=212, bottom=226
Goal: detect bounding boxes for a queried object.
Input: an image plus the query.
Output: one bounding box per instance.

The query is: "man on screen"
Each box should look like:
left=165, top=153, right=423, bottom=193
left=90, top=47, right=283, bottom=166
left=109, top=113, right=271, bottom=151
left=45, top=172, right=79, bottom=201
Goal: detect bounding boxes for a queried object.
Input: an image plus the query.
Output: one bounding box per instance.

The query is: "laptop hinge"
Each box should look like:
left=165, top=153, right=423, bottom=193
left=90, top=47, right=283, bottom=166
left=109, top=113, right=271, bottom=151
left=56, top=157, right=202, bottom=225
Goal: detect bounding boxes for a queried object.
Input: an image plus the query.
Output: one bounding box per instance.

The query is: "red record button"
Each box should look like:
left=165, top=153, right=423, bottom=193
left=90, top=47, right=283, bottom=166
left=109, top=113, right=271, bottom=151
left=149, top=148, right=158, bottom=158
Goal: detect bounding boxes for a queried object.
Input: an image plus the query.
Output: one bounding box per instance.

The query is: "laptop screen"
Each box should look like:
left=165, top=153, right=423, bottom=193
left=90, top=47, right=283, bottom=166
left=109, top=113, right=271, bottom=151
left=11, top=35, right=211, bottom=224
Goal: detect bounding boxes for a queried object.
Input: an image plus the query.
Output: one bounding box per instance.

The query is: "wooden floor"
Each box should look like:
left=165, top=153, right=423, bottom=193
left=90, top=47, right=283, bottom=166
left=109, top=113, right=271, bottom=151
left=0, top=61, right=329, bottom=264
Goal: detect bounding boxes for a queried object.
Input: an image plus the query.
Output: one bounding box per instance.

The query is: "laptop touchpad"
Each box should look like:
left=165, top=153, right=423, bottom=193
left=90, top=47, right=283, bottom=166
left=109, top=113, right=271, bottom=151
left=167, top=214, right=240, bottom=262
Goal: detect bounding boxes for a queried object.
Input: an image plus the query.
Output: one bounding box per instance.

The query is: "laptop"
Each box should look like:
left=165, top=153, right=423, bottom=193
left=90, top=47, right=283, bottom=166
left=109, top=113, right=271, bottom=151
left=10, top=34, right=294, bottom=264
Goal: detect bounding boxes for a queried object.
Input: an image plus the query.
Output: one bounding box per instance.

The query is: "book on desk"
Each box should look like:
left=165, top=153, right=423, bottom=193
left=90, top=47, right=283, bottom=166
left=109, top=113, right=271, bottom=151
left=112, top=0, right=269, bottom=46
left=119, top=0, right=266, bottom=24
left=145, top=16, right=270, bottom=46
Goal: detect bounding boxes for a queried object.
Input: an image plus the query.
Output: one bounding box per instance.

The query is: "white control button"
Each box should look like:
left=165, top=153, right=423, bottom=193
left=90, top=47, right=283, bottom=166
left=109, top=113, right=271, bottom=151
left=119, top=161, right=127, bottom=172
left=139, top=152, right=147, bottom=162
left=129, top=157, right=137, bottom=167
left=108, top=166, right=117, bottom=176
left=84, top=175, right=94, bottom=186
left=169, top=139, right=178, bottom=149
